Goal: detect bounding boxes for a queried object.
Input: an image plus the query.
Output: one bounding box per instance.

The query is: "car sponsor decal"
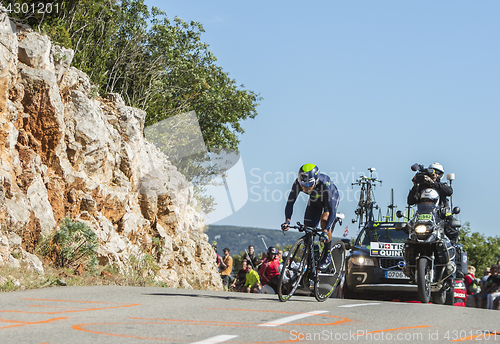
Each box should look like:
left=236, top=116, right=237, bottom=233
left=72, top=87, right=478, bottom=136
left=370, top=242, right=404, bottom=257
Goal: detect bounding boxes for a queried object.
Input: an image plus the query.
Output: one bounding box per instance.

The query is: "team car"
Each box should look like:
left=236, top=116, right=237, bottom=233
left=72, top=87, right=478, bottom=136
left=343, top=221, right=418, bottom=301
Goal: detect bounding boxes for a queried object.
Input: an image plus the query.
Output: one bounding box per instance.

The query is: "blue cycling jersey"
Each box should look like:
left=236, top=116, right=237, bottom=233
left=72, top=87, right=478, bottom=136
left=285, top=173, right=339, bottom=231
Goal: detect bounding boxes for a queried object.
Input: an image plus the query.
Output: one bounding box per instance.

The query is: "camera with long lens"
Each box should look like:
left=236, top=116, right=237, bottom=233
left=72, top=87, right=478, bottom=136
left=411, top=163, right=435, bottom=184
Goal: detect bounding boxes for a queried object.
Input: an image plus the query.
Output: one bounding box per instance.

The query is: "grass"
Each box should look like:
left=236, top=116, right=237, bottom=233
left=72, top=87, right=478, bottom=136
left=0, top=253, right=166, bottom=292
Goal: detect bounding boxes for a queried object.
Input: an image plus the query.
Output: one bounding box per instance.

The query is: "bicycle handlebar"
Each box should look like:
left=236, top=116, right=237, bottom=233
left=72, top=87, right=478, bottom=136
left=283, top=217, right=342, bottom=234
left=288, top=222, right=321, bottom=233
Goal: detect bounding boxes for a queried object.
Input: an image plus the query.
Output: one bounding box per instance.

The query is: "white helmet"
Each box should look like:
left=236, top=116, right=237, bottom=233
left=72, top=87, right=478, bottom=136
left=260, top=284, right=276, bottom=294
left=428, top=162, right=444, bottom=175
left=420, top=188, right=439, bottom=204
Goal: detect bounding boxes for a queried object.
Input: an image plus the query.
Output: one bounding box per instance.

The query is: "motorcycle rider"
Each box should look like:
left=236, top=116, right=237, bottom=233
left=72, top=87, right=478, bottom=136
left=407, top=162, right=458, bottom=243
left=281, top=164, right=339, bottom=272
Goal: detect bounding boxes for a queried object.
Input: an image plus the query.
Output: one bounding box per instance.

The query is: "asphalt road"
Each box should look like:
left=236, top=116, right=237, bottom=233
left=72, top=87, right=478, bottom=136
left=0, top=286, right=498, bottom=343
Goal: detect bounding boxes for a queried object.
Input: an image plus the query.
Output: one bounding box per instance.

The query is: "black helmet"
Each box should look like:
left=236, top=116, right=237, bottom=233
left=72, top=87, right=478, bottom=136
left=268, top=246, right=278, bottom=255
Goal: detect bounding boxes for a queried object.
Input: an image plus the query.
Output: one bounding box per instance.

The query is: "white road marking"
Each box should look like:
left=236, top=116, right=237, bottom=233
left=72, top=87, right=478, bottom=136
left=338, top=302, right=381, bottom=308
left=258, top=310, right=328, bottom=327
left=191, top=335, right=238, bottom=344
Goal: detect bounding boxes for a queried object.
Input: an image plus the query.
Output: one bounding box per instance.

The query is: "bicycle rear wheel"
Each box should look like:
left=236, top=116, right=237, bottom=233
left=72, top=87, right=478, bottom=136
left=278, top=238, right=308, bottom=302
left=314, top=240, right=346, bottom=302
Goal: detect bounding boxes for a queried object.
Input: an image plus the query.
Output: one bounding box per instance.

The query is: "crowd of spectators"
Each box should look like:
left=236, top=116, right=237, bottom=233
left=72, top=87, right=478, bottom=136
left=464, top=263, right=500, bottom=310
left=215, top=244, right=289, bottom=294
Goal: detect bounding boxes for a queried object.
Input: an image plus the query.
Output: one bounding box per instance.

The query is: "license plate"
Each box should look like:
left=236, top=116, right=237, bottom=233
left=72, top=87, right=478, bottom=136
left=385, top=271, right=409, bottom=279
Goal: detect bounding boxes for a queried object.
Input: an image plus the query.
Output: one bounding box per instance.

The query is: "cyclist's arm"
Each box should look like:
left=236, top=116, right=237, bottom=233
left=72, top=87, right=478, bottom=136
left=284, top=181, right=300, bottom=224
left=324, top=183, right=340, bottom=231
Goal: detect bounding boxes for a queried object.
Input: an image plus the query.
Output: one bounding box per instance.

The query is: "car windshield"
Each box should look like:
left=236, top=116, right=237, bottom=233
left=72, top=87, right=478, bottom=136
left=358, top=225, right=408, bottom=247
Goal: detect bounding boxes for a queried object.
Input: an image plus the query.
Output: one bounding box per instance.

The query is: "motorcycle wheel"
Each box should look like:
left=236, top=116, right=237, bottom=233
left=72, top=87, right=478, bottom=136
left=431, top=289, right=446, bottom=304
left=417, top=258, right=431, bottom=303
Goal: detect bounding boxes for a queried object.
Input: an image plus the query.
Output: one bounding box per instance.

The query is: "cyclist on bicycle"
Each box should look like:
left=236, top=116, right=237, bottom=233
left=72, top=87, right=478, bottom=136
left=281, top=164, right=340, bottom=272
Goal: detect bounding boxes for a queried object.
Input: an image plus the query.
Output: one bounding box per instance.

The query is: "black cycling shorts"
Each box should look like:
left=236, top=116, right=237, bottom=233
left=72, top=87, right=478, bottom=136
left=304, top=205, right=328, bottom=229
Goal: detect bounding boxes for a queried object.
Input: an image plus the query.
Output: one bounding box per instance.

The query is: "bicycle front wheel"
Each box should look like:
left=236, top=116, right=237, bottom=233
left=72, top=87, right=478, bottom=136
left=314, top=240, right=346, bottom=302
left=278, top=238, right=308, bottom=302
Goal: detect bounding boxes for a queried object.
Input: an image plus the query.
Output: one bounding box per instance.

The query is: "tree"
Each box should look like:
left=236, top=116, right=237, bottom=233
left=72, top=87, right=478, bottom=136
left=6, top=0, right=260, bottom=152
left=459, top=222, right=500, bottom=273
left=7, top=0, right=261, bottom=212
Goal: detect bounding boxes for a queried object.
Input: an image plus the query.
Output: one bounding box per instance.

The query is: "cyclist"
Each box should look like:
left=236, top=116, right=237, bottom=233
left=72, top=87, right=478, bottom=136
left=281, top=164, right=339, bottom=272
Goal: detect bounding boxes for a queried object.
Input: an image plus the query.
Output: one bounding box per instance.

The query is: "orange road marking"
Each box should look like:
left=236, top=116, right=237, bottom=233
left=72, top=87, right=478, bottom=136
left=0, top=317, right=67, bottom=330
left=0, top=298, right=140, bottom=315
left=72, top=321, right=302, bottom=343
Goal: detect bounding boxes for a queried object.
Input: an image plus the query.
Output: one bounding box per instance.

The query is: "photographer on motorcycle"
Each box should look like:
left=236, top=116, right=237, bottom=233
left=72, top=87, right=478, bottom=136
left=407, top=162, right=458, bottom=243
left=281, top=164, right=340, bottom=272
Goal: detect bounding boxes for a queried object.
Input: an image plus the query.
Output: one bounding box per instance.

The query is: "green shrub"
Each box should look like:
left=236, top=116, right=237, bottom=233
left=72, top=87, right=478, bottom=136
left=37, top=218, right=98, bottom=273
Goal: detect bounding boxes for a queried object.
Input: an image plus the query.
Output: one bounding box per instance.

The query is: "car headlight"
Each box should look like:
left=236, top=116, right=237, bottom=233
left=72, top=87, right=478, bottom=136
left=415, top=224, right=429, bottom=234
left=351, top=256, right=375, bottom=266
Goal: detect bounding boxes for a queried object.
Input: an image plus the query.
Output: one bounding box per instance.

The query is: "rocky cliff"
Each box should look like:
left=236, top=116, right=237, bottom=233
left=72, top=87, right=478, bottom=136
left=0, top=9, right=222, bottom=290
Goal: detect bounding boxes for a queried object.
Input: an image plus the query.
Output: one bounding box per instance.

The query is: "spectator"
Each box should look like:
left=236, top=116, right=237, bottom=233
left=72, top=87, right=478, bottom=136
left=213, top=244, right=222, bottom=267
left=486, top=265, right=500, bottom=309
left=465, top=266, right=480, bottom=307
left=471, top=266, right=491, bottom=308
left=278, top=250, right=283, bottom=263
left=259, top=246, right=280, bottom=293
left=494, top=296, right=500, bottom=310
left=244, top=264, right=261, bottom=293
left=478, top=265, right=498, bottom=308
left=245, top=245, right=259, bottom=269
left=229, top=260, right=247, bottom=292
left=219, top=247, right=233, bottom=290
left=481, top=267, right=491, bottom=287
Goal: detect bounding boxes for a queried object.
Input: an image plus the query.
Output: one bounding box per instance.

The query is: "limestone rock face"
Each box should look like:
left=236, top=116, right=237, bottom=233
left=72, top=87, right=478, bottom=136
left=0, top=9, right=222, bottom=290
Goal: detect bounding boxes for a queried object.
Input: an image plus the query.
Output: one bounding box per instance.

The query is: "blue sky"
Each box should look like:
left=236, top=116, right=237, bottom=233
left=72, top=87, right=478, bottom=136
left=145, top=1, right=500, bottom=238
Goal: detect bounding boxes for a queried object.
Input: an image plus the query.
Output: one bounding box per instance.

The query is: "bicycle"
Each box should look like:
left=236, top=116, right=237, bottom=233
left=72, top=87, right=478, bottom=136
left=352, top=168, right=382, bottom=229
left=277, top=215, right=346, bottom=302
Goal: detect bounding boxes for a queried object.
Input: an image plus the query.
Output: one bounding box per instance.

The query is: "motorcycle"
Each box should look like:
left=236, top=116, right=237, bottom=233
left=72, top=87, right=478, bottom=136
left=396, top=189, right=461, bottom=304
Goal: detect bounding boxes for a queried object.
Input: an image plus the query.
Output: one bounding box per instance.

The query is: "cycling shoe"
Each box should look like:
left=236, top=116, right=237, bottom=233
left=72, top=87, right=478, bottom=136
left=318, top=253, right=332, bottom=272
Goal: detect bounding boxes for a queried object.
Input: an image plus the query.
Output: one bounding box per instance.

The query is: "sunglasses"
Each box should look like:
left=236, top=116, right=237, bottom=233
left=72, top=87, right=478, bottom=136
left=429, top=169, right=443, bottom=176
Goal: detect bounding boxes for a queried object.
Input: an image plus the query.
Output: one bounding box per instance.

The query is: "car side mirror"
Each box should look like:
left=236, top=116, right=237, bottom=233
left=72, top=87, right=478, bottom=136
left=341, top=238, right=352, bottom=250
left=452, top=206, right=461, bottom=215
left=396, top=210, right=404, bottom=218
